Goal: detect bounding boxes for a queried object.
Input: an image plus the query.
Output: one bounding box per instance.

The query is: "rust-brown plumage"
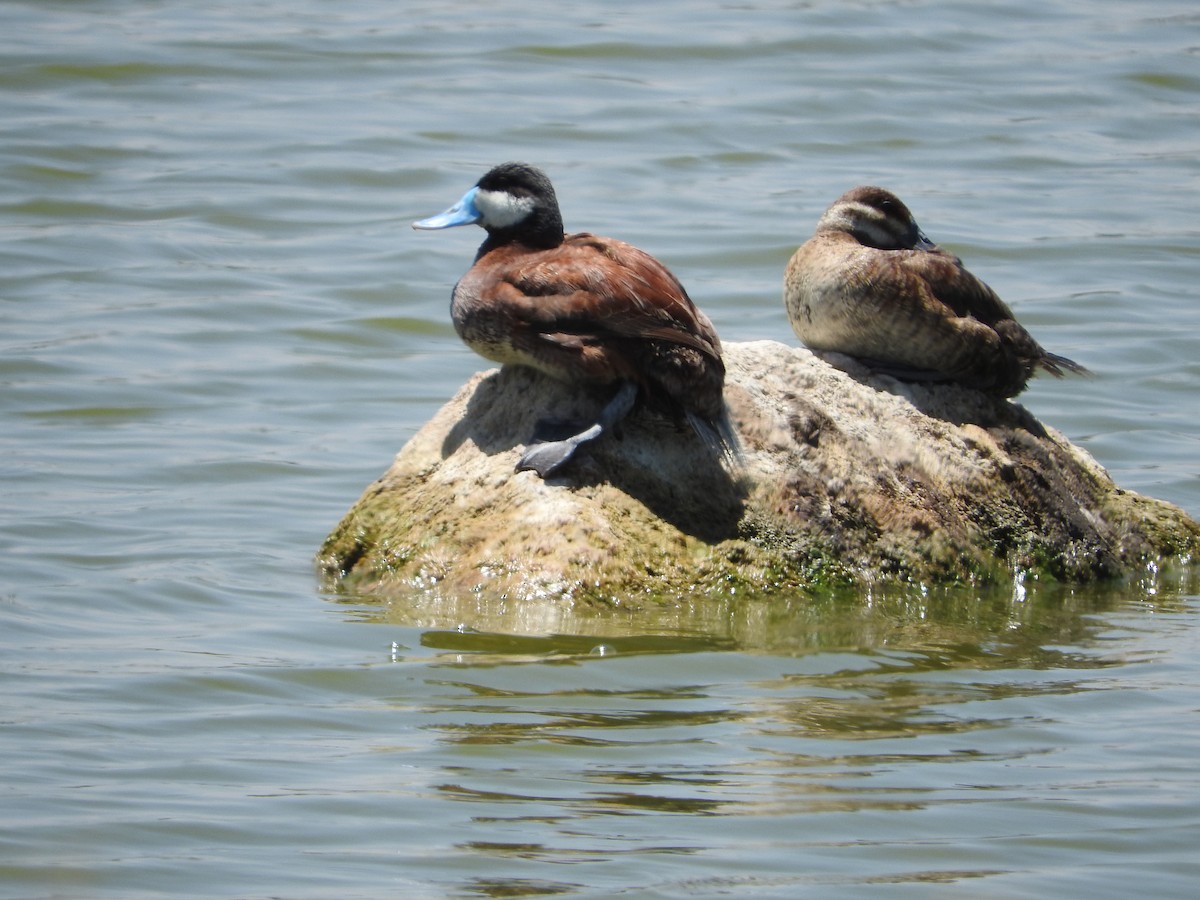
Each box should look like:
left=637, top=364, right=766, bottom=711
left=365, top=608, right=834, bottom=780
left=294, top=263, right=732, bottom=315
left=453, top=232, right=726, bottom=425
left=415, top=162, right=735, bottom=475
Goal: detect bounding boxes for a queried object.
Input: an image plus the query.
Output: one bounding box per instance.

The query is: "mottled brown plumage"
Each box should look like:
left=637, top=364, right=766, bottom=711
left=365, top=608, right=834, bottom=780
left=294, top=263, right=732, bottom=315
left=785, top=185, right=1087, bottom=397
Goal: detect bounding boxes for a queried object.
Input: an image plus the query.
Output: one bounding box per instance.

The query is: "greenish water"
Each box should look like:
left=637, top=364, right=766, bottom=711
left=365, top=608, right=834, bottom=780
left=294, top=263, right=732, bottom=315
left=3, top=1, right=1199, bottom=897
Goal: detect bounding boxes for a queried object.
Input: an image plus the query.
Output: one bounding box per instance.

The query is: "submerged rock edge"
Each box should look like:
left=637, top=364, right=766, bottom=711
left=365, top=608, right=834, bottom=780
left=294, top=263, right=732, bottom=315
left=317, top=341, right=1199, bottom=604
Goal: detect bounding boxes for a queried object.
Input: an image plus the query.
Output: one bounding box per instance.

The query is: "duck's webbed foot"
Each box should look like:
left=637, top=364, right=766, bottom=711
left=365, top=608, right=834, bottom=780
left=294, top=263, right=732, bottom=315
left=516, top=422, right=604, bottom=478
left=516, top=381, right=638, bottom=478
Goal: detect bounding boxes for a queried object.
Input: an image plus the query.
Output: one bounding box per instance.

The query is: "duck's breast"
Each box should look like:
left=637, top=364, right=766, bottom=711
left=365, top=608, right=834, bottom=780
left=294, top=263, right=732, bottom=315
left=785, top=234, right=904, bottom=355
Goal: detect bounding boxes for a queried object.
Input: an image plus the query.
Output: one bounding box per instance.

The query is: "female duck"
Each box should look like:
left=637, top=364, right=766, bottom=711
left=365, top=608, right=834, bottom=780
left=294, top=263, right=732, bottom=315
left=414, top=162, right=736, bottom=476
left=784, top=186, right=1087, bottom=397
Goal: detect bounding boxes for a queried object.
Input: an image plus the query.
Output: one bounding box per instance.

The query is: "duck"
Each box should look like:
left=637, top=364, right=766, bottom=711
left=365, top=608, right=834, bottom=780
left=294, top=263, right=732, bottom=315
left=413, top=161, right=737, bottom=477
left=784, top=185, right=1088, bottom=398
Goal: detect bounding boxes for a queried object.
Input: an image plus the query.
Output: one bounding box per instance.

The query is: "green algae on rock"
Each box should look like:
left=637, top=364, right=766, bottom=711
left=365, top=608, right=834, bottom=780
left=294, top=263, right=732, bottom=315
left=317, top=341, right=1199, bottom=603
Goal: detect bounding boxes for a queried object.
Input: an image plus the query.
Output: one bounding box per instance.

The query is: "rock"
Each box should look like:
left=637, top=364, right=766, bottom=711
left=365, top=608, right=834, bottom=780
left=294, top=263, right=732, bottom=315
left=317, top=341, right=1199, bottom=604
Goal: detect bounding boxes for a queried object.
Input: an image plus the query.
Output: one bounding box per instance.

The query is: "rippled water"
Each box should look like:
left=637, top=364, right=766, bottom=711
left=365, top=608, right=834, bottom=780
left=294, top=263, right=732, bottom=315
left=3, top=1, right=1200, bottom=897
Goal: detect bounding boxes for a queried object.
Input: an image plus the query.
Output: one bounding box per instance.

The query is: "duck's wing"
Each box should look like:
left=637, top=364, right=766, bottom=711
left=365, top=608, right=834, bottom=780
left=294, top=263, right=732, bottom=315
left=896, top=249, right=1097, bottom=390
left=891, top=249, right=1018, bottom=325
left=898, top=250, right=1088, bottom=375
left=492, top=235, right=723, bottom=362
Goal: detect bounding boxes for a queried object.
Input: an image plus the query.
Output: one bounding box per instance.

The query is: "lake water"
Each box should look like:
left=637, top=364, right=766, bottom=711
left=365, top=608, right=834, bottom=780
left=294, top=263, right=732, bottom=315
left=3, top=1, right=1200, bottom=896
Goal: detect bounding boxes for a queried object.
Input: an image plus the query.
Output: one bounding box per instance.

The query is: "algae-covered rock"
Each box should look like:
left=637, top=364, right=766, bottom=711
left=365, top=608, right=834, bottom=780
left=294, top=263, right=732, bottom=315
left=317, top=341, right=1198, bottom=603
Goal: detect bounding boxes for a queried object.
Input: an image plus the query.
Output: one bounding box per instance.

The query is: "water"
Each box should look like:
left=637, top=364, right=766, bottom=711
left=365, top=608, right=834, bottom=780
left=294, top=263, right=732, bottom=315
left=3, top=0, right=1199, bottom=896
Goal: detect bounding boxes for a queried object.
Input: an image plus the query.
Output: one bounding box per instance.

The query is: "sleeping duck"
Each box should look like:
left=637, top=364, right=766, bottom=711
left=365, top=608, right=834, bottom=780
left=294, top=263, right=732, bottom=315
left=784, top=185, right=1087, bottom=397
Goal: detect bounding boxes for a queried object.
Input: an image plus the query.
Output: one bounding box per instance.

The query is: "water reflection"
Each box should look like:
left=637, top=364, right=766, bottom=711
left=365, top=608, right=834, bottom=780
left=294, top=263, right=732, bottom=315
left=335, top=561, right=1196, bottom=658
left=337, top=571, right=1199, bottom=895
left=458, top=876, right=583, bottom=898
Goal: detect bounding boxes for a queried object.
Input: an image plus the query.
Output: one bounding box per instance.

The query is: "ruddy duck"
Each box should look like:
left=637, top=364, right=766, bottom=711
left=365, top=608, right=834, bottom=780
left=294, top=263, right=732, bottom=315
left=784, top=186, right=1087, bottom=397
left=414, top=162, right=737, bottom=476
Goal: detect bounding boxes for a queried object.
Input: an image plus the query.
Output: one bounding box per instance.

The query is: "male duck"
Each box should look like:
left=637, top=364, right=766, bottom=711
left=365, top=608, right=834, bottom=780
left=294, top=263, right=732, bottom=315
left=784, top=186, right=1087, bottom=397
left=414, top=161, right=737, bottom=477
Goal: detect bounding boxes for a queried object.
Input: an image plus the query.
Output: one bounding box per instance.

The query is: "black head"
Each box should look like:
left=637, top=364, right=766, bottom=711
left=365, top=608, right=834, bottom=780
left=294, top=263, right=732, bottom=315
left=413, top=161, right=565, bottom=253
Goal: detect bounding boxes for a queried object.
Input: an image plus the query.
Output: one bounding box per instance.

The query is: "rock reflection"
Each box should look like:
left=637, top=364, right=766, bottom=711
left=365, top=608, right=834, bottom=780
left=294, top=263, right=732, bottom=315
left=459, top=876, right=581, bottom=897
left=429, top=697, right=735, bottom=748
left=332, top=562, right=1197, bottom=659
left=333, top=569, right=1199, bottom=894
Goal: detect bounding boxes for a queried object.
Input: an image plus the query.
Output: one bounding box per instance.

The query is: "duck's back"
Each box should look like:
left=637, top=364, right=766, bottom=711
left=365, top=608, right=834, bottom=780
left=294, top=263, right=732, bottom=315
left=452, top=233, right=726, bottom=422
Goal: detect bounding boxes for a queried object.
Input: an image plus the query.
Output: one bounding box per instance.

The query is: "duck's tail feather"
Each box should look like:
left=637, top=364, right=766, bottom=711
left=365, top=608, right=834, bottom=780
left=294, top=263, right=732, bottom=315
left=687, top=406, right=743, bottom=470
left=1038, top=351, right=1090, bottom=379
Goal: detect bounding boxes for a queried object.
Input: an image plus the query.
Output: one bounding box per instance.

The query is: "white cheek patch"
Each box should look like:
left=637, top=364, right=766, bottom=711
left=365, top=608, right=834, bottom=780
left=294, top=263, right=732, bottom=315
left=837, top=201, right=881, bottom=230
left=820, top=201, right=871, bottom=234
left=825, top=200, right=901, bottom=248
left=474, top=188, right=535, bottom=229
